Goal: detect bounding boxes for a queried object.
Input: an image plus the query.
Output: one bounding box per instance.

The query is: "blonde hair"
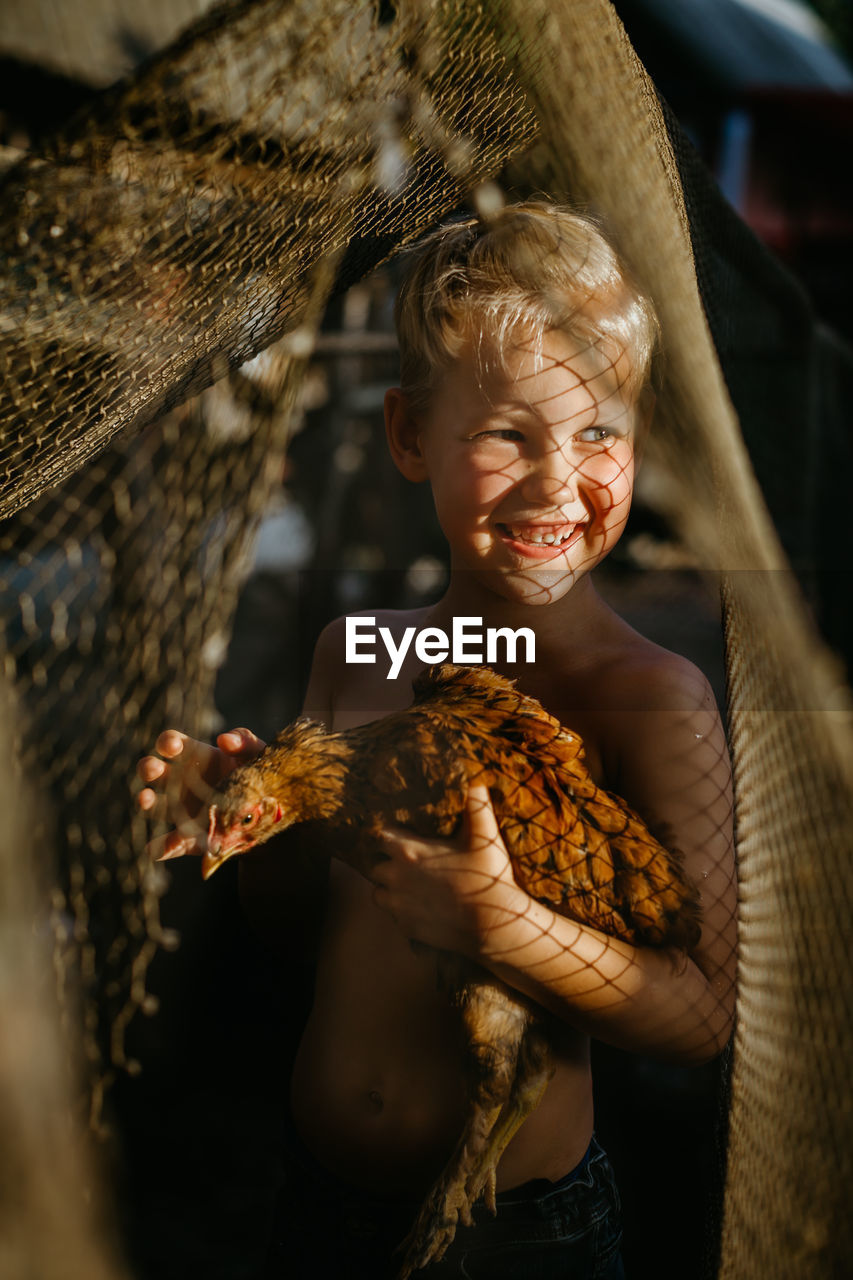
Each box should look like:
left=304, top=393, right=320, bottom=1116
left=394, top=201, right=659, bottom=410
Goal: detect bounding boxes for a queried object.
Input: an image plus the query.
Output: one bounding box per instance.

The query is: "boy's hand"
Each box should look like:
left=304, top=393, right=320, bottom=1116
left=372, top=783, right=527, bottom=957
left=136, top=727, right=265, bottom=861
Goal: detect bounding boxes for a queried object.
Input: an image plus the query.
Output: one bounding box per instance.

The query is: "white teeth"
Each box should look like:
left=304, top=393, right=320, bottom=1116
left=505, top=524, right=576, bottom=546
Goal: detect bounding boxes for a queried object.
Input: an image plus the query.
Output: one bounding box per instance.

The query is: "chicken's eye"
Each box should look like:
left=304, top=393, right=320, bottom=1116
left=241, top=812, right=256, bottom=827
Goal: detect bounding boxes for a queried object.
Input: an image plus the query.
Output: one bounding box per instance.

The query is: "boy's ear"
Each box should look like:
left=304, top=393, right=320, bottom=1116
left=384, top=387, right=429, bottom=483
left=633, top=386, right=655, bottom=469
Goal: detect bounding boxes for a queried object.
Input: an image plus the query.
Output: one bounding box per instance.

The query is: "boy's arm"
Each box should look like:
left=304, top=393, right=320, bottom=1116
left=138, top=624, right=339, bottom=960
left=600, top=657, right=737, bottom=1035
left=372, top=657, right=737, bottom=1066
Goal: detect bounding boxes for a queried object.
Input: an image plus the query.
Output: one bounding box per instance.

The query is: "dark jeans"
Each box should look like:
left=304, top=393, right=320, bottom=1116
left=264, top=1130, right=625, bottom=1279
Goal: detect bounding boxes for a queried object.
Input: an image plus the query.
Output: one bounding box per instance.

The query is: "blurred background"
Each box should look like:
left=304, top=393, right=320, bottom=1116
left=1, top=2, right=851, bottom=1277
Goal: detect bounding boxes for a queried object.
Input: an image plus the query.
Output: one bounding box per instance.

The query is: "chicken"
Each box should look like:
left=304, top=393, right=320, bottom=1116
left=203, top=663, right=701, bottom=1276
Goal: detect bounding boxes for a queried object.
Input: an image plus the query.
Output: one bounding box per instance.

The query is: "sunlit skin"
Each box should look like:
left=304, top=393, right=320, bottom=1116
left=137, top=326, right=736, bottom=1208
left=389, top=331, right=643, bottom=608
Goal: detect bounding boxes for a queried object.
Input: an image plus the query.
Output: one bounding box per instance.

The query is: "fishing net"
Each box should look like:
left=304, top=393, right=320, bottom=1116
left=1, top=1, right=850, bottom=1277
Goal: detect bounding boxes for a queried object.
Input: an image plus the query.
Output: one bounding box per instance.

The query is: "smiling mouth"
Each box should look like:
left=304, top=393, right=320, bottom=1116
left=495, top=521, right=585, bottom=558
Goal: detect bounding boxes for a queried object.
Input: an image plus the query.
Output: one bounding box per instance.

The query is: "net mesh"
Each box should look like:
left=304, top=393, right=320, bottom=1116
left=1, top=1, right=850, bottom=1276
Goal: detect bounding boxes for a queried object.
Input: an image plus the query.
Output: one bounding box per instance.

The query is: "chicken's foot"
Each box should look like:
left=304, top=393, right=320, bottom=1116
left=396, top=1095, right=505, bottom=1278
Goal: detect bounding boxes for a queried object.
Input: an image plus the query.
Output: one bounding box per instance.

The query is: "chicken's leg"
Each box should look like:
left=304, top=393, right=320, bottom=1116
left=397, top=980, right=530, bottom=1278
left=462, top=1018, right=554, bottom=1214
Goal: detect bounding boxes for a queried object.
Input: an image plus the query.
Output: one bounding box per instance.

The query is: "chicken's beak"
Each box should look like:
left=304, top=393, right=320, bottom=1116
left=201, top=845, right=230, bottom=880
left=203, top=806, right=248, bottom=880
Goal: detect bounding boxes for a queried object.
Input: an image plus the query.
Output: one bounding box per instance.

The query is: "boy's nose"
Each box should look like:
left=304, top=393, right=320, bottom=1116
left=518, top=457, right=579, bottom=506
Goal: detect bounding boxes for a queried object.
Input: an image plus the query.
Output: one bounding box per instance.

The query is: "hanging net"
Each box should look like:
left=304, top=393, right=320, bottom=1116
left=1, top=1, right=850, bottom=1277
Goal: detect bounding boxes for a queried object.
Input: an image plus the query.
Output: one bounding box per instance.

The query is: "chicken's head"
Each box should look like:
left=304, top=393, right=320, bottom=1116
left=204, top=787, right=284, bottom=879
left=202, top=718, right=351, bottom=879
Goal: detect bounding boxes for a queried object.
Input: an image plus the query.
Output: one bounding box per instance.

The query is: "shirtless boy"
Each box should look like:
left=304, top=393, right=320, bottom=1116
left=138, top=202, right=737, bottom=1278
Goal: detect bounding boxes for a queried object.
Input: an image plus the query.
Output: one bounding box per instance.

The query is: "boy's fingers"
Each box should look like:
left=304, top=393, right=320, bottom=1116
left=155, top=732, right=220, bottom=784
left=137, top=786, right=158, bottom=812
left=218, top=726, right=265, bottom=755
left=155, top=729, right=190, bottom=758
left=138, top=791, right=177, bottom=825
left=137, top=755, right=166, bottom=784
left=216, top=731, right=265, bottom=767
left=464, top=782, right=501, bottom=843
left=377, top=828, right=419, bottom=862
left=147, top=832, right=193, bottom=861
left=149, top=820, right=208, bottom=860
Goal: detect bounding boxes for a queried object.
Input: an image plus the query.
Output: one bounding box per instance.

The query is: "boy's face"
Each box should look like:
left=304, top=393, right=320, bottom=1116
left=397, top=329, right=642, bottom=607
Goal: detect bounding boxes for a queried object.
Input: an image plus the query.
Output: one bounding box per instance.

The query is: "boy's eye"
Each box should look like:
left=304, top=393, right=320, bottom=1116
left=576, top=426, right=615, bottom=444
left=474, top=428, right=524, bottom=442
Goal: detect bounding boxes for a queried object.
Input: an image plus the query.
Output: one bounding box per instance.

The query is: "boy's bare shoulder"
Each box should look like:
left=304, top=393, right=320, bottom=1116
left=566, top=625, right=728, bottom=811
left=533, top=610, right=715, bottom=722
left=307, top=607, right=432, bottom=723
left=538, top=624, right=715, bottom=766
left=593, top=630, right=717, bottom=715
